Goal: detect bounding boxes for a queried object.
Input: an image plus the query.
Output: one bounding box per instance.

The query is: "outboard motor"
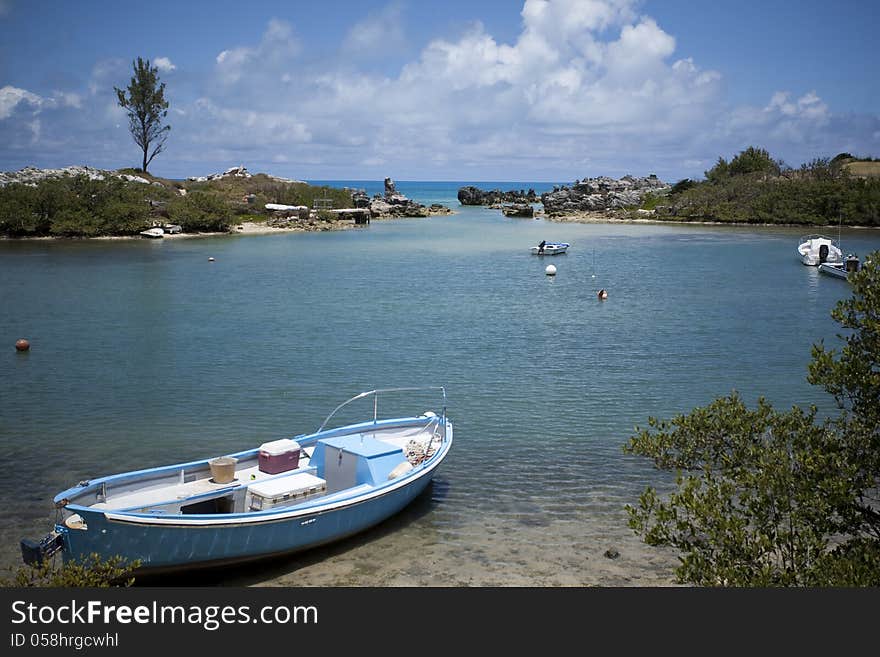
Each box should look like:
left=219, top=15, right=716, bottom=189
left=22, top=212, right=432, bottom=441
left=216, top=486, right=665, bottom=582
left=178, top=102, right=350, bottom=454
left=20, top=531, right=64, bottom=565
left=819, top=244, right=829, bottom=263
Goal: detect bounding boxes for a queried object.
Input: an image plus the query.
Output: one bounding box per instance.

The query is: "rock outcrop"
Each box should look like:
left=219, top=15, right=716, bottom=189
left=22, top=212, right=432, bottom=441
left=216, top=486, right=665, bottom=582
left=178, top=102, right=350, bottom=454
left=540, top=175, right=669, bottom=216
left=457, top=185, right=538, bottom=205
left=187, top=165, right=305, bottom=184
left=0, top=165, right=158, bottom=187
left=502, top=204, right=535, bottom=218
left=349, top=177, right=452, bottom=218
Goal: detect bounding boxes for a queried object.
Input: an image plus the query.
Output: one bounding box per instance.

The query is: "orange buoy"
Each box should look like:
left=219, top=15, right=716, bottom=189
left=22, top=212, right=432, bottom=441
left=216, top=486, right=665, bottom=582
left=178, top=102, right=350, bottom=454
left=15, top=338, right=30, bottom=351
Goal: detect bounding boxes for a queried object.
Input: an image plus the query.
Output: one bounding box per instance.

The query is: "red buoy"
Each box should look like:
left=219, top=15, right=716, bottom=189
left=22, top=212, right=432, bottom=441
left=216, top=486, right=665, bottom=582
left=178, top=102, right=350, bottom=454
left=15, top=338, right=30, bottom=351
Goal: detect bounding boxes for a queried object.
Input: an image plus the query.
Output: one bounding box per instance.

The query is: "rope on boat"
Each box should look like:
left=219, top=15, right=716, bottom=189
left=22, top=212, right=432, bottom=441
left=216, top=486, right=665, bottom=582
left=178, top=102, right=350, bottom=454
left=405, top=439, right=436, bottom=465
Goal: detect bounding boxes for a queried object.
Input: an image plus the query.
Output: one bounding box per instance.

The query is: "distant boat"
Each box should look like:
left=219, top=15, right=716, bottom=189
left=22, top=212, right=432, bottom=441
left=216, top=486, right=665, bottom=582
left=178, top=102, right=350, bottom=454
left=140, top=227, right=165, bottom=238
left=798, top=234, right=842, bottom=266
left=531, top=241, right=570, bottom=255
left=21, top=387, right=452, bottom=573
left=818, top=253, right=861, bottom=281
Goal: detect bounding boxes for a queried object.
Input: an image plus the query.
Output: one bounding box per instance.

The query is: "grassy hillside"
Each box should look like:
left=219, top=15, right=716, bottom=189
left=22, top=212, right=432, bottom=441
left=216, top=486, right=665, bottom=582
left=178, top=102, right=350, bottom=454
left=642, top=148, right=880, bottom=227
left=842, top=160, right=880, bottom=179
left=0, top=169, right=354, bottom=238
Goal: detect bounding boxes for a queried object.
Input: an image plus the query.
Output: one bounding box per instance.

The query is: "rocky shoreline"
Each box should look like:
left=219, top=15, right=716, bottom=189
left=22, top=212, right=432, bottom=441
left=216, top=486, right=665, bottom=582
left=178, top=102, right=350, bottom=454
left=350, top=177, right=453, bottom=219
left=0, top=166, right=455, bottom=239
left=539, top=174, right=669, bottom=215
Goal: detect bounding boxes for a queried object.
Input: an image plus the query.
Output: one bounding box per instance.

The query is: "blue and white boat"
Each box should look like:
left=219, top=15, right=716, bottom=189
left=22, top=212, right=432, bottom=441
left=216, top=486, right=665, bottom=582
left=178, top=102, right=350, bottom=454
left=531, top=241, right=570, bottom=255
left=818, top=253, right=862, bottom=281
left=22, top=387, right=452, bottom=573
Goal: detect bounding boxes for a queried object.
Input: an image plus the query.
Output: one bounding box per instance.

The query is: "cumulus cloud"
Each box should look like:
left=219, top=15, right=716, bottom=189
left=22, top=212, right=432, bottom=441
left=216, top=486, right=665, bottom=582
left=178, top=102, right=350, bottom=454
left=164, top=0, right=733, bottom=178
left=343, top=2, right=407, bottom=55
left=216, top=18, right=299, bottom=85
left=3, top=0, right=877, bottom=180
left=153, top=57, right=176, bottom=72
left=0, top=85, right=44, bottom=119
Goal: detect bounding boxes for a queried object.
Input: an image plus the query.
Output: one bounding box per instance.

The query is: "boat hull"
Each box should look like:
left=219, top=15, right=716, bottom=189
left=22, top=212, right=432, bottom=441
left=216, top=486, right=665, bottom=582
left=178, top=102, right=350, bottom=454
left=531, top=244, right=569, bottom=255
left=28, top=388, right=453, bottom=573
left=58, top=470, right=436, bottom=572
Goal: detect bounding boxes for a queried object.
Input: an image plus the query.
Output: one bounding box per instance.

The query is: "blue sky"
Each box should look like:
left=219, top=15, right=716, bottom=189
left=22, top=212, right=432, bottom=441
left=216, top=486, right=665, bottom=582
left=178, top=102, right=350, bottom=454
left=1, top=0, right=877, bottom=182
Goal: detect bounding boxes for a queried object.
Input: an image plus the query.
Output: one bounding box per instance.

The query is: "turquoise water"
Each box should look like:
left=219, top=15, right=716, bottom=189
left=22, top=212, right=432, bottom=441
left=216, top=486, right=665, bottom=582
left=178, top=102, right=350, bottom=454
left=2, top=184, right=879, bottom=585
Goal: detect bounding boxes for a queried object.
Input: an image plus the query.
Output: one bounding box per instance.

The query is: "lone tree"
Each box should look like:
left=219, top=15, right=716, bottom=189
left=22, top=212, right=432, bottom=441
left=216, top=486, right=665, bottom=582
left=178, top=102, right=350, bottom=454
left=624, top=252, right=880, bottom=586
left=114, top=57, right=171, bottom=174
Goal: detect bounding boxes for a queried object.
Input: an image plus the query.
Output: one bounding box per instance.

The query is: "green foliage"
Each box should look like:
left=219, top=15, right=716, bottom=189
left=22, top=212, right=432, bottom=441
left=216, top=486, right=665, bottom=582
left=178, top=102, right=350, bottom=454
left=2, top=554, right=139, bottom=587
left=728, top=146, right=781, bottom=177
left=670, top=179, right=697, bottom=195
left=625, top=252, right=880, bottom=586
left=808, top=255, right=880, bottom=485
left=184, top=175, right=352, bottom=210
left=0, top=176, right=165, bottom=237
left=0, top=172, right=354, bottom=237
left=114, top=57, right=171, bottom=173
left=167, top=191, right=233, bottom=232
left=704, top=156, right=730, bottom=184
left=665, top=147, right=880, bottom=226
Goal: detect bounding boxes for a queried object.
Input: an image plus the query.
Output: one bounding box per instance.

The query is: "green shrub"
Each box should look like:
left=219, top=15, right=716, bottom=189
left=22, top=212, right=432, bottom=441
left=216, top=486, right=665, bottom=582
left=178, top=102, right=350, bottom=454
left=2, top=553, right=140, bottom=587
left=167, top=191, right=233, bottom=231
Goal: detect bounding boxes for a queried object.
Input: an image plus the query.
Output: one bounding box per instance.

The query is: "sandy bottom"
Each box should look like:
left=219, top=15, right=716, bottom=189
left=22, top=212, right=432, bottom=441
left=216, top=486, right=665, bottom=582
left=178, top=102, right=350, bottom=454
left=150, top=488, right=682, bottom=588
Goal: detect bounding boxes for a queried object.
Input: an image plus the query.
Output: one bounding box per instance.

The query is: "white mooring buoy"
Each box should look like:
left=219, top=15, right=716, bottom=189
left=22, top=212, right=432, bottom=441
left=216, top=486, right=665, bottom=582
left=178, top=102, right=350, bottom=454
left=545, top=264, right=557, bottom=276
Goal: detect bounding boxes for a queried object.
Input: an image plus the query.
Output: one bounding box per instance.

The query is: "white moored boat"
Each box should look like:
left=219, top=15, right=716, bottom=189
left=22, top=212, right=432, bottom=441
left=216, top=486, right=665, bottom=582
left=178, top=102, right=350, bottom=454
left=140, top=227, right=165, bottom=238
left=531, top=241, right=570, bottom=255
left=797, top=234, right=842, bottom=266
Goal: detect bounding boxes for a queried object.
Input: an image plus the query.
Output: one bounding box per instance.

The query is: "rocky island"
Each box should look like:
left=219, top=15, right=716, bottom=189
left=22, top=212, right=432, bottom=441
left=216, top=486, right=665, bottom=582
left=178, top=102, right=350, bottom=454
left=457, top=175, right=669, bottom=222
left=351, top=178, right=453, bottom=219
left=540, top=174, right=669, bottom=218
left=457, top=186, right=538, bottom=206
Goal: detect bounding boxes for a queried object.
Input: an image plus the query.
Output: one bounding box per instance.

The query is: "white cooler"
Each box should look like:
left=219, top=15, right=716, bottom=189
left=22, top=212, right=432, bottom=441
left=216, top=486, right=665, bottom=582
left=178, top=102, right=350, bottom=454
left=247, top=472, right=327, bottom=510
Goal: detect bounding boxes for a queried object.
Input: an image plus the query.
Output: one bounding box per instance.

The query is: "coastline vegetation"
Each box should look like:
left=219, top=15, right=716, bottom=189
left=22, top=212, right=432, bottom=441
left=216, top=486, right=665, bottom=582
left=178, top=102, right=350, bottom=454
left=0, top=172, right=353, bottom=238
left=2, top=553, right=139, bottom=587
left=642, top=147, right=880, bottom=226
left=625, top=253, right=880, bottom=586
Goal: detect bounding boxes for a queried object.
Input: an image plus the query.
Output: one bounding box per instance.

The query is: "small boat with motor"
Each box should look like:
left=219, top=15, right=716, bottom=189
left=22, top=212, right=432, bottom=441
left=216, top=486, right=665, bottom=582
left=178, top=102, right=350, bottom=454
left=21, top=387, right=452, bottom=573
left=798, top=234, right=842, bottom=266
left=139, top=227, right=165, bottom=238
left=818, top=253, right=861, bottom=281
left=531, top=241, right=570, bottom=255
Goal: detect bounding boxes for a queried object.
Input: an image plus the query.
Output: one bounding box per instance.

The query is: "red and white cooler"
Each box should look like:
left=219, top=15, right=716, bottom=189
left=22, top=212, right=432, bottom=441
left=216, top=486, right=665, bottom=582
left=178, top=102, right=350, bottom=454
left=258, top=438, right=301, bottom=474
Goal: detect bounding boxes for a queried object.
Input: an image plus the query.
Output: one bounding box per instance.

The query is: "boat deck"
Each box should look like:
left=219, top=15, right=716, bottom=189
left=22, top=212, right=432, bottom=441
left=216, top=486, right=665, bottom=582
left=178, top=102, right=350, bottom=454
left=86, top=422, right=440, bottom=513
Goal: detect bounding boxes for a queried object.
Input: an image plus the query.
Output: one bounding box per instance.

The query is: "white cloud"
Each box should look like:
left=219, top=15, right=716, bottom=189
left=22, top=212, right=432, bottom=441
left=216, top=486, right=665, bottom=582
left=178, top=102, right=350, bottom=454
left=176, top=1, right=732, bottom=178
left=26, top=118, right=40, bottom=142
left=89, top=58, right=126, bottom=95
left=343, top=2, right=406, bottom=54
left=57, top=92, right=82, bottom=109
left=154, top=57, right=176, bottom=72
left=216, top=18, right=299, bottom=85
left=0, top=85, right=45, bottom=119
left=3, top=0, right=876, bottom=181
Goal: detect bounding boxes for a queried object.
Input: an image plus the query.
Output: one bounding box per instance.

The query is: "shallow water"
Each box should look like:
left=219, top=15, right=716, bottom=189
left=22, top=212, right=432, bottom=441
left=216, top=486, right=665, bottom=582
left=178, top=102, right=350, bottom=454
left=2, top=182, right=878, bottom=586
